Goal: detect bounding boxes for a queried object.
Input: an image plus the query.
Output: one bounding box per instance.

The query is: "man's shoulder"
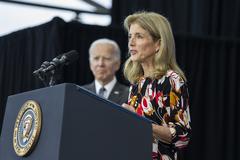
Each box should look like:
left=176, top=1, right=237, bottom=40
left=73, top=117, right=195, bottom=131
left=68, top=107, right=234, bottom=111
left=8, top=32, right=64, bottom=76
left=115, top=81, right=129, bottom=91
left=109, top=81, right=129, bottom=104
left=82, top=82, right=95, bottom=91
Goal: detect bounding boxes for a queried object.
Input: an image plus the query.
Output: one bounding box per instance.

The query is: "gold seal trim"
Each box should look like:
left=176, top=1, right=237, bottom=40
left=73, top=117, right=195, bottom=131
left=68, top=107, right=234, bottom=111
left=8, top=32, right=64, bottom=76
left=13, top=100, right=42, bottom=156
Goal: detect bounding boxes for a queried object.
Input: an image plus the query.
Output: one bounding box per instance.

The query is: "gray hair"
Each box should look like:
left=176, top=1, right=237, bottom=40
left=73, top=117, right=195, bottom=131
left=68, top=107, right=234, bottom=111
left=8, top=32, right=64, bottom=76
left=89, top=38, right=121, bottom=61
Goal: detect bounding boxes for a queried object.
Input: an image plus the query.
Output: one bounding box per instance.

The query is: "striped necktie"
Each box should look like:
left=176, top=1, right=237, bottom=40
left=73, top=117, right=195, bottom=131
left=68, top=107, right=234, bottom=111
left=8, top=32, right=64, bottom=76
left=98, top=87, right=106, bottom=98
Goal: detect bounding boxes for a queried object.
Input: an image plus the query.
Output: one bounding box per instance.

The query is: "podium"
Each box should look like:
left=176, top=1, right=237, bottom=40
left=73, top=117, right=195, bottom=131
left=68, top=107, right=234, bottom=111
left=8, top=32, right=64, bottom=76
left=0, top=83, right=152, bottom=160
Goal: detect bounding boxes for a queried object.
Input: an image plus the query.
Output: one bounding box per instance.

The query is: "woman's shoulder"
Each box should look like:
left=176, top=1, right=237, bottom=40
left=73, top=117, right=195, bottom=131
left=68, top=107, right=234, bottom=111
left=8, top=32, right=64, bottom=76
left=165, top=70, right=183, bottom=80
left=163, top=70, right=186, bottom=90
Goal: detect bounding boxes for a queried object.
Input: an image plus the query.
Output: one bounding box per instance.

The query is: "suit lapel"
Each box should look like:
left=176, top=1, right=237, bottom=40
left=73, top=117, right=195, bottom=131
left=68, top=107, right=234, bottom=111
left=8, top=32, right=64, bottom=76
left=88, top=82, right=96, bottom=93
left=108, top=82, right=121, bottom=102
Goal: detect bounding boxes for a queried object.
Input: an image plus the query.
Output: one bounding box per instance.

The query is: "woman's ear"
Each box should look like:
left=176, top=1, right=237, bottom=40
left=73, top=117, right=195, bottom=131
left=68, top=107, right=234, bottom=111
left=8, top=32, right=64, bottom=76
left=155, top=39, right=160, bottom=53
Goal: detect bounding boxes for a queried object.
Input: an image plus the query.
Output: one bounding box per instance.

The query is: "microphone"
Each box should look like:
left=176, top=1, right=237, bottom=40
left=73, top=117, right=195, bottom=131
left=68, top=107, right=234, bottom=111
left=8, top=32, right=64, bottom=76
left=42, top=50, right=79, bottom=73
left=33, top=61, right=51, bottom=76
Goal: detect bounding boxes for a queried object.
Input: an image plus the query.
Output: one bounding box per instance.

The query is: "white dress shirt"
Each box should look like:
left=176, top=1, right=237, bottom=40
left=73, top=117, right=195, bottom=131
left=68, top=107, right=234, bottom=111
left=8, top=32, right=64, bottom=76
left=95, top=77, right=117, bottom=99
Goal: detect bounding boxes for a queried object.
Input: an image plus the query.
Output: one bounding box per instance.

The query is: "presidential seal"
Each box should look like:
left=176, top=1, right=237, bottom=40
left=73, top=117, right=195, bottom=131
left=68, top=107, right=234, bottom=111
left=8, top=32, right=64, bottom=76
left=13, top=100, right=42, bottom=156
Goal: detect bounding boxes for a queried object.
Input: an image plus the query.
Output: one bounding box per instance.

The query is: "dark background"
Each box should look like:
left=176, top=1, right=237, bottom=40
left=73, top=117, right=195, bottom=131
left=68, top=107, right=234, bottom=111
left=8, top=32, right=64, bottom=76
left=0, top=0, right=240, bottom=159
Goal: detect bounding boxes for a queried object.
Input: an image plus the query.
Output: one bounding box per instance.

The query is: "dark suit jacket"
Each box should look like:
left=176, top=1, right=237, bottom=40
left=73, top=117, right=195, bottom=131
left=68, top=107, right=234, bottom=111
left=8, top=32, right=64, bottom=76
left=82, top=81, right=129, bottom=105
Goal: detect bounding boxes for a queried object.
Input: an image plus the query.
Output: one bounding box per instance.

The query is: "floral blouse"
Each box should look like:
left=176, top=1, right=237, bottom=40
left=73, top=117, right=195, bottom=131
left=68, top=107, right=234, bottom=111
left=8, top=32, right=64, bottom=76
left=128, top=70, right=191, bottom=160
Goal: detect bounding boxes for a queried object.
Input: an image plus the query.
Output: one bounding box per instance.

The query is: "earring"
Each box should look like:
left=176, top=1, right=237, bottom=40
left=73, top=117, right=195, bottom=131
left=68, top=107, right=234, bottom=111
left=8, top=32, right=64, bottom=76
left=127, top=51, right=131, bottom=58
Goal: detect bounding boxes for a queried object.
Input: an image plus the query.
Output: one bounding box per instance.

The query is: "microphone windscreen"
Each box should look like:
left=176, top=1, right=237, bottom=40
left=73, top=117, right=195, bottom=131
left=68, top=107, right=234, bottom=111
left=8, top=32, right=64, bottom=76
left=61, top=50, right=79, bottom=65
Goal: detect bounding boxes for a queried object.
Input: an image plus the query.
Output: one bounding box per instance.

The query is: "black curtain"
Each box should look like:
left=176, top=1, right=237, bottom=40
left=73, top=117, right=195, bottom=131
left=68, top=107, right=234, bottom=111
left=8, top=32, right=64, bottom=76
left=0, top=17, right=66, bottom=130
left=110, top=1, right=240, bottom=158
left=0, top=2, right=240, bottom=159
left=175, top=35, right=240, bottom=159
left=60, top=21, right=129, bottom=85
left=111, top=0, right=240, bottom=38
left=0, top=18, right=130, bottom=132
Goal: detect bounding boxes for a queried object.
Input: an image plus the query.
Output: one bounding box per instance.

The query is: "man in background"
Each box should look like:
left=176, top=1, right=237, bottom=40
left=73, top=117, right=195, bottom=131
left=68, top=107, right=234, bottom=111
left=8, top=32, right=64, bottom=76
left=82, top=38, right=129, bottom=105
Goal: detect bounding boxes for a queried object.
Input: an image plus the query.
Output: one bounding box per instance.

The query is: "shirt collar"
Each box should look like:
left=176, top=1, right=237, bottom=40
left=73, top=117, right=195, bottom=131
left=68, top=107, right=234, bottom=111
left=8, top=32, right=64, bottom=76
left=95, top=77, right=117, bottom=98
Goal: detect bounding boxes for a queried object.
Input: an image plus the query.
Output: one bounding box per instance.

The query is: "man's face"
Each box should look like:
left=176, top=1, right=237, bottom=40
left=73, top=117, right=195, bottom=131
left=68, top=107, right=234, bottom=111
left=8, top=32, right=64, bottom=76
left=90, top=44, right=120, bottom=85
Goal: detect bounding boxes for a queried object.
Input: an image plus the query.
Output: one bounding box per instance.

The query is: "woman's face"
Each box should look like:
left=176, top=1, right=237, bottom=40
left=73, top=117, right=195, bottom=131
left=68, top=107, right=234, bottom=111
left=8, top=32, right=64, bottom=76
left=128, top=23, right=159, bottom=64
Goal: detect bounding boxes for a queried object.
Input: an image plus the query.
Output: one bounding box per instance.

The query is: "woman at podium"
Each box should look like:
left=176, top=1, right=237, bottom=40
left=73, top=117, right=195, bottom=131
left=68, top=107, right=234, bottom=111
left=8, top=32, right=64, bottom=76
left=122, top=11, right=191, bottom=160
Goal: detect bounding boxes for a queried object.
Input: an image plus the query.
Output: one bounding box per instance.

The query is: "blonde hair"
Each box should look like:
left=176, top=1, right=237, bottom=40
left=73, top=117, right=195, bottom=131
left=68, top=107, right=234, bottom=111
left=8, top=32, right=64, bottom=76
left=123, top=11, right=186, bottom=83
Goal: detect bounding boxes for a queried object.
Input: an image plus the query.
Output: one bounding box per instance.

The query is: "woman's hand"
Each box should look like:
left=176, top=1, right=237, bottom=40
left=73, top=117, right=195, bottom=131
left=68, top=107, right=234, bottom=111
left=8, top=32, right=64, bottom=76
left=122, top=103, right=136, bottom=113
left=152, top=123, right=173, bottom=144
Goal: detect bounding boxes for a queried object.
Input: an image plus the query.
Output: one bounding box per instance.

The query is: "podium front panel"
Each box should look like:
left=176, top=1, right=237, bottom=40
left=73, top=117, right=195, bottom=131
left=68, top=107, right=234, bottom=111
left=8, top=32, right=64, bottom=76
left=0, top=83, right=152, bottom=160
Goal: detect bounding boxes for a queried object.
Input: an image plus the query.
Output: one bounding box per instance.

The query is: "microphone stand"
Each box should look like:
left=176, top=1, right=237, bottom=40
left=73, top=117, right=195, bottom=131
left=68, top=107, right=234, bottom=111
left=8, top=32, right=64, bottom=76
left=33, top=64, right=62, bottom=87
left=33, top=50, right=79, bottom=87
left=48, top=70, right=57, bottom=87
left=36, top=72, right=48, bottom=87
